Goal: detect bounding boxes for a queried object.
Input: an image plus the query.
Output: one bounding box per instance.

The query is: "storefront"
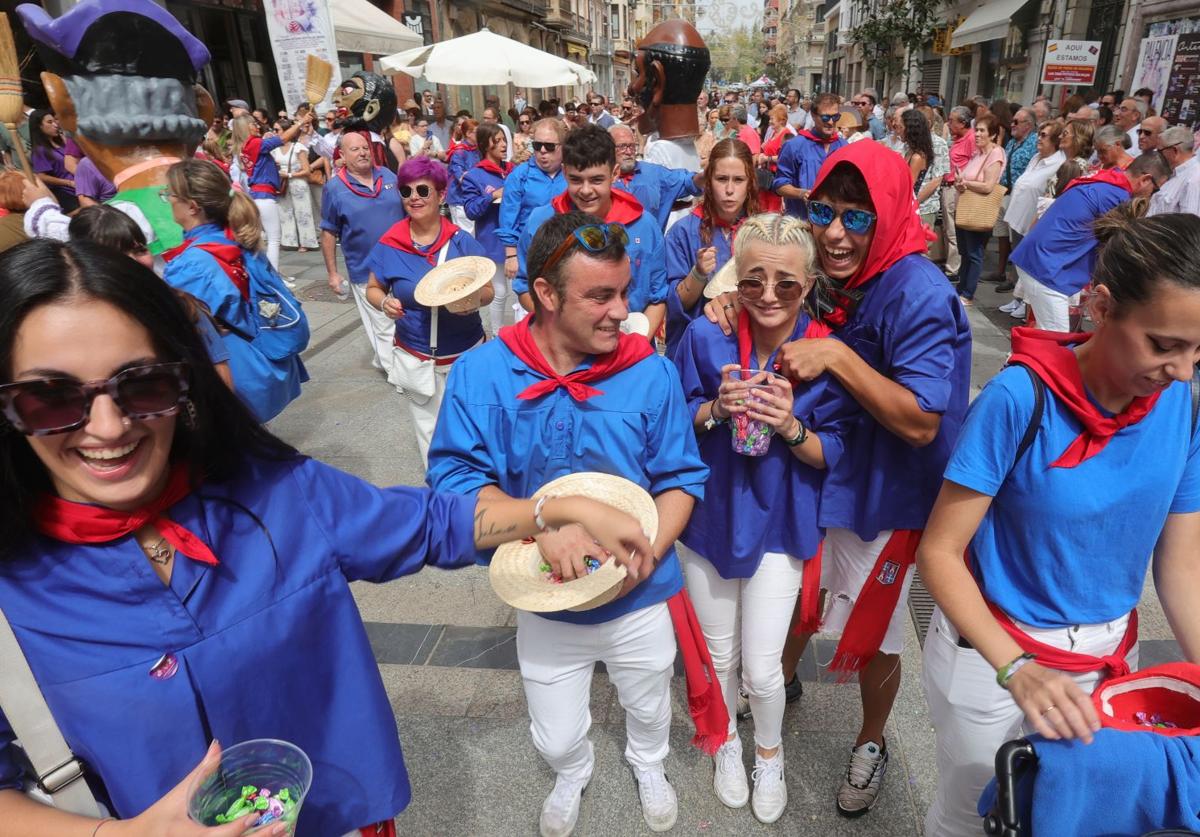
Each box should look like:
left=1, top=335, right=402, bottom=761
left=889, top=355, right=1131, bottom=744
left=166, top=0, right=283, bottom=113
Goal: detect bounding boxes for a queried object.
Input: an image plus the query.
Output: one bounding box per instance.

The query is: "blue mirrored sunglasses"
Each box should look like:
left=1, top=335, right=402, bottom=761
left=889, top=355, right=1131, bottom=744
left=807, top=200, right=877, bottom=234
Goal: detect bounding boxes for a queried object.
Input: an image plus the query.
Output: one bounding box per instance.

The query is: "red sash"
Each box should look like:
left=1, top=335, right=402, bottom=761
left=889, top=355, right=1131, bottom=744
left=988, top=601, right=1137, bottom=680
left=667, top=590, right=730, bottom=754
left=497, top=317, right=653, bottom=401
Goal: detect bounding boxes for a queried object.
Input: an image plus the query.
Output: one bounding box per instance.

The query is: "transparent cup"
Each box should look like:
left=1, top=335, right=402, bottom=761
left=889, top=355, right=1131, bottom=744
left=187, top=739, right=313, bottom=834
left=724, top=367, right=780, bottom=457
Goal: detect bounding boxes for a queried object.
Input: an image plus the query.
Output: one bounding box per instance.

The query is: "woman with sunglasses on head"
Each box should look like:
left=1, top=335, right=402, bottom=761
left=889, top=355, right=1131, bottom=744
left=460, top=123, right=513, bottom=335
left=496, top=118, right=566, bottom=300
left=160, top=160, right=308, bottom=423
left=673, top=214, right=852, bottom=824
left=364, top=157, right=491, bottom=466
left=919, top=212, right=1200, bottom=837
left=664, top=139, right=758, bottom=359
left=0, top=237, right=655, bottom=837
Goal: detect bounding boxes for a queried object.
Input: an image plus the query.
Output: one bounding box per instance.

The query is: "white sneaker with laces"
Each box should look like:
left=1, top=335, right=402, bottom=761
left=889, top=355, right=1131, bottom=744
left=539, top=773, right=589, bottom=837
left=736, top=686, right=751, bottom=719
left=1009, top=302, right=1028, bottom=320
left=751, top=747, right=787, bottom=824
left=281, top=275, right=298, bottom=290
left=634, top=763, right=678, bottom=832
left=836, top=739, right=888, bottom=818
left=712, top=738, right=749, bottom=808
left=998, top=299, right=1020, bottom=314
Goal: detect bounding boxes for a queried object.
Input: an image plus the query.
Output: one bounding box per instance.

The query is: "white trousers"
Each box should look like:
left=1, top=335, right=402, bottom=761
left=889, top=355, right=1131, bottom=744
left=820, top=528, right=915, bottom=656
left=922, top=606, right=1137, bottom=837
left=517, top=604, right=676, bottom=783
left=678, top=544, right=803, bottom=749
left=254, top=197, right=282, bottom=270
left=486, top=262, right=508, bottom=336
left=448, top=204, right=475, bottom=236
left=348, top=280, right=396, bottom=376
left=1019, top=267, right=1071, bottom=332
left=389, top=352, right=451, bottom=469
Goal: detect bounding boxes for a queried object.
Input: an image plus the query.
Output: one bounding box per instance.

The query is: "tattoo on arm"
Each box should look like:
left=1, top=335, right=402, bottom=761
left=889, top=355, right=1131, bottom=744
left=474, top=507, right=519, bottom=542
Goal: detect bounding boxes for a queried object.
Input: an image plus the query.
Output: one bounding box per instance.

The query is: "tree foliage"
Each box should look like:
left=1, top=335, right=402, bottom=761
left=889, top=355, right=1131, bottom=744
left=847, top=0, right=939, bottom=81
left=706, top=25, right=767, bottom=85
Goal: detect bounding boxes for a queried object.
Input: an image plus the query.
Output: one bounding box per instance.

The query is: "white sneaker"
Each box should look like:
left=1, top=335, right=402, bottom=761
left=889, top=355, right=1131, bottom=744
left=998, top=299, right=1020, bottom=314
left=751, top=748, right=788, bottom=824
left=713, top=738, right=749, bottom=808
left=281, top=275, right=298, bottom=290
left=1008, top=302, right=1027, bottom=320
left=634, top=763, right=678, bottom=832
left=736, top=686, right=751, bottom=720
left=836, top=739, right=888, bottom=817
left=539, top=774, right=588, bottom=837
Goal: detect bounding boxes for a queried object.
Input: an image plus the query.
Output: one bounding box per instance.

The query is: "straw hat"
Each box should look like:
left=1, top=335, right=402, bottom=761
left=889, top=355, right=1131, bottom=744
left=703, top=257, right=740, bottom=299
left=620, top=311, right=651, bottom=337
left=489, top=472, right=658, bottom=613
left=413, top=256, right=495, bottom=313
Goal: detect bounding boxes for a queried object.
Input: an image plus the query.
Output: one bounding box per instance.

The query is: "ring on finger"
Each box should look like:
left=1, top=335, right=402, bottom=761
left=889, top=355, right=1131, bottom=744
left=1042, top=705, right=1056, bottom=714
left=723, top=303, right=735, bottom=310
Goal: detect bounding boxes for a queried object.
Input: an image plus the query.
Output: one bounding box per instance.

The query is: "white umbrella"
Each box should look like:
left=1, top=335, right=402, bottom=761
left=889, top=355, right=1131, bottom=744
left=749, top=75, right=774, bottom=88
left=379, top=28, right=597, bottom=87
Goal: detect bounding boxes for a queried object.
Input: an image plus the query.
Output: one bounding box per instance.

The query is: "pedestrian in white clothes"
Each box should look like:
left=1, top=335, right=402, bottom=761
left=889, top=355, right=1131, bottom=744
left=271, top=126, right=320, bottom=251
left=1149, top=126, right=1200, bottom=216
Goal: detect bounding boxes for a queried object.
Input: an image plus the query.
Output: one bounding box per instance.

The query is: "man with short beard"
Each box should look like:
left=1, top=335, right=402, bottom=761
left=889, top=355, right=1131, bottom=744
left=609, top=124, right=702, bottom=231
left=773, top=92, right=847, bottom=219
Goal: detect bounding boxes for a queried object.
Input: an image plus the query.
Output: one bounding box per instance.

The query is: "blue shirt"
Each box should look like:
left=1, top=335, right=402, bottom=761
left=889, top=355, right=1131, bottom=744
left=1002, top=132, right=1039, bottom=188
left=869, top=116, right=886, bottom=141
left=496, top=160, right=566, bottom=246
left=460, top=163, right=507, bottom=263
left=514, top=197, right=668, bottom=314
left=773, top=133, right=847, bottom=218
left=614, top=162, right=703, bottom=231
left=674, top=314, right=853, bottom=577
left=945, top=366, right=1200, bottom=627
left=1010, top=182, right=1128, bottom=296
left=446, top=145, right=481, bottom=206
left=195, top=313, right=230, bottom=365
left=319, top=168, right=404, bottom=283
left=663, top=212, right=735, bottom=359
left=365, top=228, right=488, bottom=356
left=818, top=254, right=972, bottom=539
left=243, top=135, right=283, bottom=199
left=0, top=455, right=478, bottom=836
left=426, top=337, right=709, bottom=625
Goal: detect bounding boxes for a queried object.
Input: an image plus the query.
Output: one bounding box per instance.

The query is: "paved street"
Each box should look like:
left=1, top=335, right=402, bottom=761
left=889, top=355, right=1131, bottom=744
left=269, top=246, right=1183, bottom=836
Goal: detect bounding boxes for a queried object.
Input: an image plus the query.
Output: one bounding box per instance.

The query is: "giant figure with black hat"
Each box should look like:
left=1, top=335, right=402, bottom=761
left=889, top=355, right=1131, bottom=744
left=628, top=20, right=710, bottom=175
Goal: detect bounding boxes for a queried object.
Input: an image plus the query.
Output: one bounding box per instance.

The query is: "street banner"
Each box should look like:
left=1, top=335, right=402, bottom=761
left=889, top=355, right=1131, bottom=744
left=1130, top=34, right=1179, bottom=114
left=1040, top=39, right=1102, bottom=85
left=263, top=0, right=342, bottom=114
left=1162, top=33, right=1200, bottom=126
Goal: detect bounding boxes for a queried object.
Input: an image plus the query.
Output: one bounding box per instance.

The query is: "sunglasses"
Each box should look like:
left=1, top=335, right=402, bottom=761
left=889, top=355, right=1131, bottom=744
left=1137, top=128, right=1157, bottom=136
left=0, top=362, right=190, bottom=436
left=737, top=278, right=804, bottom=301
left=519, top=118, right=532, bottom=125
left=541, top=222, right=629, bottom=275
left=399, top=184, right=434, bottom=199
left=531, top=141, right=558, bottom=153
left=807, top=200, right=877, bottom=234
left=815, top=113, right=840, bottom=123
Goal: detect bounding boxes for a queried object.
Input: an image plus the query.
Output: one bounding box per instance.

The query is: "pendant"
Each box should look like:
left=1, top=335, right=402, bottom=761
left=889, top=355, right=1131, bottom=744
left=144, top=539, right=171, bottom=565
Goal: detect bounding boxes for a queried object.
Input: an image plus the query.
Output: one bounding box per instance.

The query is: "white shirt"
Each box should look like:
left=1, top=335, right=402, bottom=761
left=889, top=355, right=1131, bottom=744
left=409, top=132, right=444, bottom=158
left=1126, top=124, right=1143, bottom=158
left=643, top=134, right=700, bottom=172
left=428, top=119, right=452, bottom=150
left=1003, top=150, right=1066, bottom=236
left=1148, top=155, right=1200, bottom=216
left=786, top=107, right=813, bottom=131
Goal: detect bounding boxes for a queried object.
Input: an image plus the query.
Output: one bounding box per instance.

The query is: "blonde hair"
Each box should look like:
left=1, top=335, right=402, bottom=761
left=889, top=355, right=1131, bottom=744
left=531, top=117, right=567, bottom=142
left=733, top=213, right=822, bottom=312
left=166, top=159, right=263, bottom=252
left=229, top=114, right=255, bottom=167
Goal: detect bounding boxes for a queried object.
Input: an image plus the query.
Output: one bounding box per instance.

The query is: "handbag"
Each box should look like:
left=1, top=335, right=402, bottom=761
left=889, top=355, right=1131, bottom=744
left=954, top=152, right=1007, bottom=232
left=306, top=156, right=328, bottom=186
left=386, top=244, right=449, bottom=400
left=0, top=606, right=104, bottom=817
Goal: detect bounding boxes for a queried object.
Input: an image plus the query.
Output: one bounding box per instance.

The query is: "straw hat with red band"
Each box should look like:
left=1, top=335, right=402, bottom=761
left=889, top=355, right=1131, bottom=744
left=413, top=255, right=496, bottom=313
left=1093, top=662, right=1200, bottom=737
left=489, top=472, right=657, bottom=613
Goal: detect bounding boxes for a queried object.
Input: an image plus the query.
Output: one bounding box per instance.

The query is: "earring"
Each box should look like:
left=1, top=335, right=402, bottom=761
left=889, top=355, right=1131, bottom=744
left=182, top=398, right=198, bottom=430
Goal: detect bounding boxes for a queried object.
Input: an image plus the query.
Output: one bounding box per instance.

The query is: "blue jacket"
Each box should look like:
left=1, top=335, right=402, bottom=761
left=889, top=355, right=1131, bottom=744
left=446, top=144, right=480, bottom=206
left=614, top=161, right=702, bottom=230
left=460, top=160, right=510, bottom=263
left=773, top=133, right=846, bottom=218
left=496, top=159, right=566, bottom=246
left=663, top=211, right=736, bottom=359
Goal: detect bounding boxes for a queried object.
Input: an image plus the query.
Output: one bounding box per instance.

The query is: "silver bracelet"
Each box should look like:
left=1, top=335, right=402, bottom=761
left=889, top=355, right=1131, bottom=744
left=379, top=293, right=393, bottom=313
left=533, top=494, right=556, bottom=533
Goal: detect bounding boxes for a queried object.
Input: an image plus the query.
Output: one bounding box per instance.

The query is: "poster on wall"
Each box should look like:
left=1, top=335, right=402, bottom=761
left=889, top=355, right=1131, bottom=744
left=1131, top=34, right=1179, bottom=114
left=263, top=0, right=343, bottom=114
left=1040, top=40, right=1102, bottom=85
left=1162, top=33, right=1200, bottom=126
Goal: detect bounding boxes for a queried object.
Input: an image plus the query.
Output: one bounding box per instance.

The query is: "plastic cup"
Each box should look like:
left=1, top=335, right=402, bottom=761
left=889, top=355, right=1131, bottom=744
left=730, top=384, right=775, bottom=456
left=187, top=739, right=313, bottom=834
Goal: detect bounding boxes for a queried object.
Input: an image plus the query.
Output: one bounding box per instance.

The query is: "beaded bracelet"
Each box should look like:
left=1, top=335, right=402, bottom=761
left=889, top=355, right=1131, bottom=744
left=996, top=652, right=1036, bottom=690
left=534, top=494, right=556, bottom=533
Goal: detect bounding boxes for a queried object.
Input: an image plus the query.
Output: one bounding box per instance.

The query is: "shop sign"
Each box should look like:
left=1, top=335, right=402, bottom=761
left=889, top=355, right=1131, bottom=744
left=1040, top=39, right=1101, bottom=85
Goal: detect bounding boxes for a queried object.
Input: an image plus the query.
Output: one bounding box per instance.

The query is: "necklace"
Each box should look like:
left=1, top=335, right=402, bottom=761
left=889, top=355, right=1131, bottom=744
left=142, top=537, right=172, bottom=565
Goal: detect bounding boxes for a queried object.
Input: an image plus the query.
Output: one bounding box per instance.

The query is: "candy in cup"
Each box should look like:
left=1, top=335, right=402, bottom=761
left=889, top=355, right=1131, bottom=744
left=726, top=368, right=778, bottom=457
left=188, top=739, right=313, bottom=834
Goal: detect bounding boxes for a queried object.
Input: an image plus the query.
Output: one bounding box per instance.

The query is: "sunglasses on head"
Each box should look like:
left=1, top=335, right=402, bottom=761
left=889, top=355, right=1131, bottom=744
left=399, top=183, right=434, bottom=199
left=807, top=200, right=877, bottom=234
left=531, top=141, right=558, bottom=153
left=737, top=277, right=805, bottom=302
left=541, top=222, right=629, bottom=275
left=0, top=362, right=190, bottom=436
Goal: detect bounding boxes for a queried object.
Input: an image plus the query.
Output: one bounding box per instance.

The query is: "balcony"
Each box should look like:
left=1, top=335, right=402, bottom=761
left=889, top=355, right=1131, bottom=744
left=594, top=36, right=614, bottom=57
left=500, top=0, right=549, bottom=15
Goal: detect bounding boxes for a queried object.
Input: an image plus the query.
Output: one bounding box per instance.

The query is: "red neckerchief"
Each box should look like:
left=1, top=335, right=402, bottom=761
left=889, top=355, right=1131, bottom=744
left=796, top=128, right=839, bottom=146
left=162, top=232, right=250, bottom=301
left=1009, top=327, right=1161, bottom=467
left=476, top=158, right=512, bottom=177
left=1061, top=167, right=1133, bottom=196
left=446, top=142, right=476, bottom=164
left=550, top=186, right=644, bottom=225
left=32, top=463, right=219, bottom=565
left=809, top=142, right=934, bottom=329
left=497, top=316, right=654, bottom=401
left=338, top=166, right=383, bottom=198
left=379, top=217, right=460, bottom=266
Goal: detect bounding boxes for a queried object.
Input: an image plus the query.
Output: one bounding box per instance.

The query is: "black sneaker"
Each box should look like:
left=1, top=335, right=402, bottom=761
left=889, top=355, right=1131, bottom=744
left=784, top=674, right=803, bottom=703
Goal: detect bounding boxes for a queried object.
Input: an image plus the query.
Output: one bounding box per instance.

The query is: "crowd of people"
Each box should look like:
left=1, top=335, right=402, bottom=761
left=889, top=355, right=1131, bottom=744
left=2, top=23, right=1200, bottom=835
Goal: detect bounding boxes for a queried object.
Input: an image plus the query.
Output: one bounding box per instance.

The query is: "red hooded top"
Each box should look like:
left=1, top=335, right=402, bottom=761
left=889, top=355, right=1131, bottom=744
left=550, top=186, right=645, bottom=225
left=809, top=141, right=933, bottom=328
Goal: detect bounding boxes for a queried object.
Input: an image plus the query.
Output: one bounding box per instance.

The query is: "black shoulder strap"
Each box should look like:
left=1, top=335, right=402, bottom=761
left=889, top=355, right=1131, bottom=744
left=1011, top=362, right=1045, bottom=467
left=1191, top=365, right=1200, bottom=435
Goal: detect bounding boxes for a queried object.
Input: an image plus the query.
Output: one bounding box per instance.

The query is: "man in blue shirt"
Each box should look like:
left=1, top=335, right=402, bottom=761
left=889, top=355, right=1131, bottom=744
left=610, top=123, right=703, bottom=231
left=989, top=107, right=1038, bottom=286
left=320, top=131, right=405, bottom=376
left=428, top=209, right=708, bottom=837
left=773, top=92, right=847, bottom=219
left=853, top=92, right=886, bottom=141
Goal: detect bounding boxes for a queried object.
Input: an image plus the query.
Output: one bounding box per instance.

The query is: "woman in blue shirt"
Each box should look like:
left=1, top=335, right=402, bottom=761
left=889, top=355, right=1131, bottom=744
left=364, top=157, right=492, bottom=466
left=0, top=237, right=654, bottom=837
left=230, top=114, right=308, bottom=271
left=460, top=123, right=512, bottom=335
left=673, top=213, right=849, bottom=824
left=445, top=118, right=480, bottom=235
left=918, top=211, right=1200, bottom=836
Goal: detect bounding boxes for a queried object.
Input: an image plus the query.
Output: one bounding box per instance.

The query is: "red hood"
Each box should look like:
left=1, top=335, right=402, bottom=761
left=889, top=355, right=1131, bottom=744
left=551, top=185, right=644, bottom=225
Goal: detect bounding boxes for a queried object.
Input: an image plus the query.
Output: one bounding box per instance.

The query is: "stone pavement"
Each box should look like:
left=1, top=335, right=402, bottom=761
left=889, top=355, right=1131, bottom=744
left=268, top=247, right=1183, bottom=836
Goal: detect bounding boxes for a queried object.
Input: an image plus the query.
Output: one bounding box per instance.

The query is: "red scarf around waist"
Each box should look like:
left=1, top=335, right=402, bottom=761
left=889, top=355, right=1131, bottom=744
left=989, top=600, right=1137, bottom=680
left=667, top=589, right=730, bottom=754
left=1009, top=327, right=1160, bottom=468
left=497, top=316, right=654, bottom=401
left=32, top=463, right=219, bottom=565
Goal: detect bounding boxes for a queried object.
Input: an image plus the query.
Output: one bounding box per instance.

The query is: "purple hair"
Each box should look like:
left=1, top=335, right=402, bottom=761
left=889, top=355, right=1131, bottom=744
left=397, top=156, right=449, bottom=192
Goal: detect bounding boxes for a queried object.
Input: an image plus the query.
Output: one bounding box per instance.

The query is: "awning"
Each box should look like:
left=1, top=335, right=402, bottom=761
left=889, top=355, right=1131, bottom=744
left=950, top=0, right=1030, bottom=49
left=330, top=0, right=423, bottom=56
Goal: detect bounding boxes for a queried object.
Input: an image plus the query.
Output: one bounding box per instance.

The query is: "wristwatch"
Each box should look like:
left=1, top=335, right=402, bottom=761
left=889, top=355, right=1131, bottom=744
left=784, top=422, right=808, bottom=447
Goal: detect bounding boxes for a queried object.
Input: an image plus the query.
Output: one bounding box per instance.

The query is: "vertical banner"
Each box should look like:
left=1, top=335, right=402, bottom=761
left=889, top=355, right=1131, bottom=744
left=1131, top=34, right=1179, bottom=114
left=263, top=0, right=343, bottom=114
left=1162, top=33, right=1200, bottom=126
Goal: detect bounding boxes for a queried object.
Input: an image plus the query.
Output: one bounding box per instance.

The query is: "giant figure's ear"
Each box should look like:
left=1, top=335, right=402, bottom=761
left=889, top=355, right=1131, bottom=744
left=648, top=59, right=666, bottom=111
left=41, top=72, right=77, bottom=133
left=195, top=85, right=216, bottom=126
